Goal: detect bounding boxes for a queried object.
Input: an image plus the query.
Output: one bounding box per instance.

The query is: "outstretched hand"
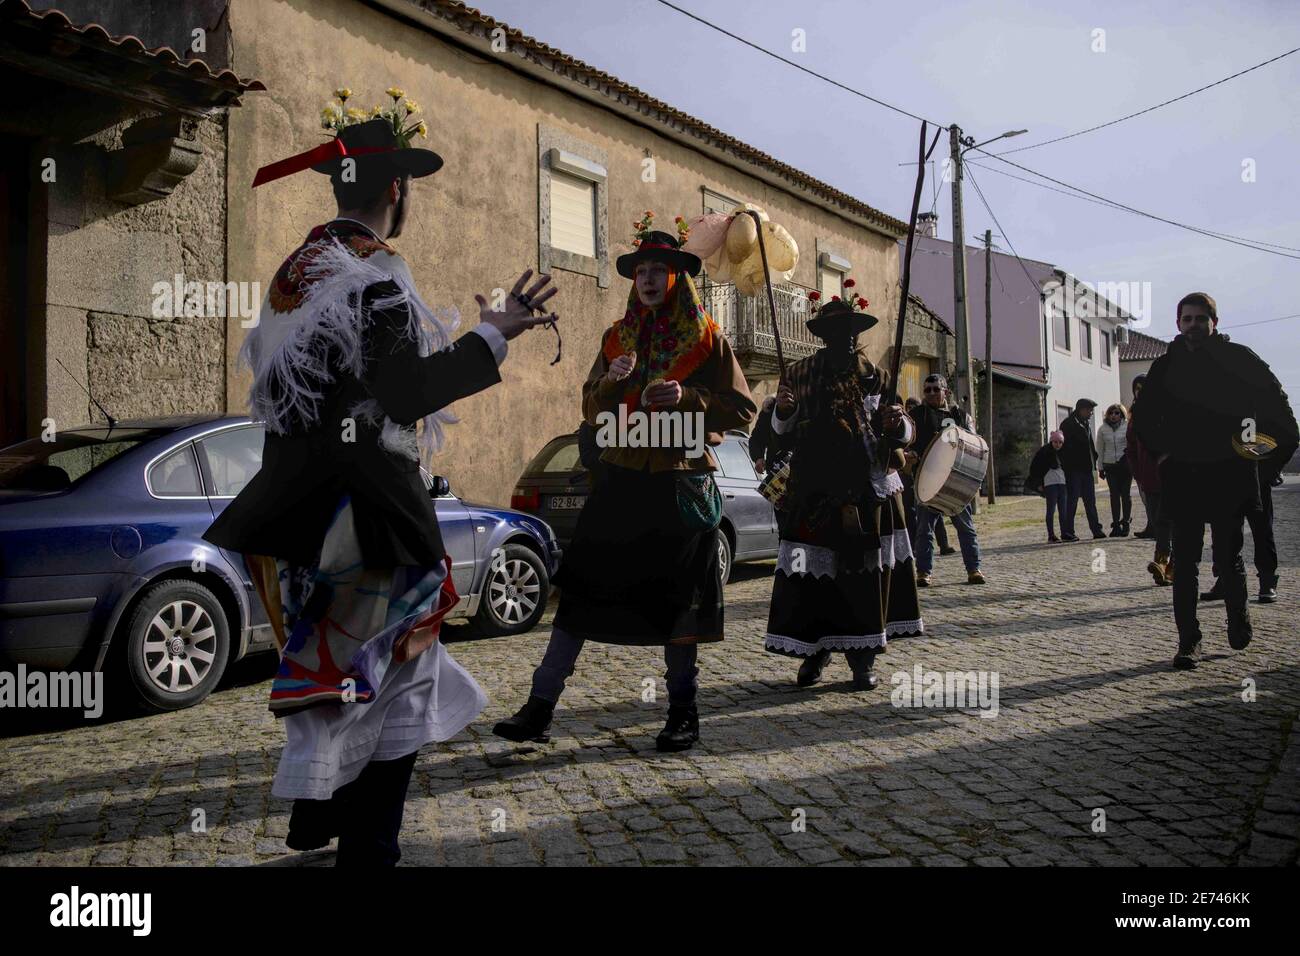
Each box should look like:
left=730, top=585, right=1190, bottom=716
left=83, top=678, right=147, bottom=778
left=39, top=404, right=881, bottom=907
left=476, top=270, right=559, bottom=341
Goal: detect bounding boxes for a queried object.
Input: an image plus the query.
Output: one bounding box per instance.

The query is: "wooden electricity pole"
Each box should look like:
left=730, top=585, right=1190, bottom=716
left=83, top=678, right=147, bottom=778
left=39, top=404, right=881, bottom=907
left=983, top=228, right=996, bottom=504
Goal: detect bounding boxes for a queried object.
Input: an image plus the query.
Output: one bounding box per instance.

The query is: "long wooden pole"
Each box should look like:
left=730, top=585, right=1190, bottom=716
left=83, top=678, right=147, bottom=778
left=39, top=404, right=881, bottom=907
left=889, top=121, right=931, bottom=402
left=745, top=209, right=787, bottom=384
left=984, top=228, right=996, bottom=504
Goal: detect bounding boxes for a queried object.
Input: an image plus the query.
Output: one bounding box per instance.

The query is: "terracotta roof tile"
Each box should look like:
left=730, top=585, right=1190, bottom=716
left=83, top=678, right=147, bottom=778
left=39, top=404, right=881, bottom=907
left=1119, top=328, right=1169, bottom=361
left=3, top=0, right=265, bottom=101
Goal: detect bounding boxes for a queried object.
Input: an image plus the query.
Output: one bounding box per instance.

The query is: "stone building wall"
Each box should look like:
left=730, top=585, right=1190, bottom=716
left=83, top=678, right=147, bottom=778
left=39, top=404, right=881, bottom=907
left=40, top=113, right=230, bottom=429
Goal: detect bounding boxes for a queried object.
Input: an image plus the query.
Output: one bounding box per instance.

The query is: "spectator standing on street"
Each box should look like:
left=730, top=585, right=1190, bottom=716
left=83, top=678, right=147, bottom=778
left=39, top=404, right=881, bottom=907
left=1097, top=403, right=1133, bottom=536
left=1059, top=398, right=1106, bottom=541
left=1026, top=430, right=1068, bottom=542
left=1132, top=291, right=1298, bottom=669
left=1130, top=375, right=1157, bottom=538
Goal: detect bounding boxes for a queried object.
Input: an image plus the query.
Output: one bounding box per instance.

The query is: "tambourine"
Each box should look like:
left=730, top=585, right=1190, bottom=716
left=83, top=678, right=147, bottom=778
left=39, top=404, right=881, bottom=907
left=1231, top=432, right=1278, bottom=460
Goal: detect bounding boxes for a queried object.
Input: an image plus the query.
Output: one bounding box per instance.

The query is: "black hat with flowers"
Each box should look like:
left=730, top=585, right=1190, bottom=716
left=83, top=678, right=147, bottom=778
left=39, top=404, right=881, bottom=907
left=253, top=85, right=442, bottom=188
left=805, top=278, right=878, bottom=339
left=615, top=211, right=701, bottom=278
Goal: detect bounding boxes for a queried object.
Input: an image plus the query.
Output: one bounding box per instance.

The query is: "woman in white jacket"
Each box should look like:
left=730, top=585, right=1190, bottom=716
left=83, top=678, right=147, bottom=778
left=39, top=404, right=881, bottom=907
left=1097, top=403, right=1132, bottom=536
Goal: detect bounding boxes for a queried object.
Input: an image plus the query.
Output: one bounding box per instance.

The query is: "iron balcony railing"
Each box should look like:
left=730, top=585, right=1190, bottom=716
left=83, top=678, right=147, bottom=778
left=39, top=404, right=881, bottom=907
left=700, top=280, right=820, bottom=371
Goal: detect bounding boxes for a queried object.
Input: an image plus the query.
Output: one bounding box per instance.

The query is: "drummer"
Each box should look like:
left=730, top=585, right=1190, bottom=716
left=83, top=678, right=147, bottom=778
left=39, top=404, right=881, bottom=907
left=908, top=374, right=985, bottom=587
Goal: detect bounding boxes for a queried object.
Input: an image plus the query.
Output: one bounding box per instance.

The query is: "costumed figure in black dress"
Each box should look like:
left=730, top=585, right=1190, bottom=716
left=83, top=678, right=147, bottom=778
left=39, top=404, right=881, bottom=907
left=763, top=288, right=924, bottom=690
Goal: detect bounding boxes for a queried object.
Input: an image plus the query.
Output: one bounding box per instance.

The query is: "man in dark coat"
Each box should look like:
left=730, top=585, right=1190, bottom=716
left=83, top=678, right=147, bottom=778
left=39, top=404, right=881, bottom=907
left=1059, top=398, right=1106, bottom=540
left=204, top=111, right=558, bottom=864
left=749, top=395, right=777, bottom=474
left=1133, top=292, right=1298, bottom=669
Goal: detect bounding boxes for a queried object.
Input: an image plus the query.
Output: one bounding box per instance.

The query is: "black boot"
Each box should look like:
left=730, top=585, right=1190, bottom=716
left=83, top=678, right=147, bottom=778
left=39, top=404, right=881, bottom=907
left=1172, top=639, right=1202, bottom=670
left=796, top=649, right=831, bottom=688
left=847, top=649, right=879, bottom=691
left=1227, top=607, right=1254, bottom=651
left=656, top=704, right=699, bottom=752
left=1200, top=579, right=1225, bottom=602
left=1259, top=576, right=1278, bottom=604
left=492, top=695, right=555, bottom=743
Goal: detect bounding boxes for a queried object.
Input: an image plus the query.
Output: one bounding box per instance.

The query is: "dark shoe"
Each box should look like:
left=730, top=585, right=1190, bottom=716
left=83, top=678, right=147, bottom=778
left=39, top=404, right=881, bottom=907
left=1200, top=580, right=1225, bottom=602
left=1172, top=641, right=1202, bottom=670
left=1148, top=551, right=1171, bottom=587
left=915, top=571, right=931, bottom=587
left=796, top=649, right=831, bottom=688
left=1227, top=608, right=1253, bottom=651
left=656, top=704, right=699, bottom=752
left=967, top=570, right=986, bottom=585
left=1133, top=527, right=1155, bottom=539
left=1259, top=576, right=1278, bottom=604
left=492, top=695, right=555, bottom=743
left=1108, top=527, right=1121, bottom=537
left=1047, top=534, right=1060, bottom=543
left=849, top=654, right=879, bottom=692
left=286, top=799, right=339, bottom=851
left=1092, top=530, right=1108, bottom=540
left=1061, top=532, right=1079, bottom=542
left=939, top=546, right=957, bottom=556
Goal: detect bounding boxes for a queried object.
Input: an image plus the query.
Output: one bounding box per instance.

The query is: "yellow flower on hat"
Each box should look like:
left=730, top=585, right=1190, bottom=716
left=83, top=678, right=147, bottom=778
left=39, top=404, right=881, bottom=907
left=345, top=107, right=367, bottom=122
left=334, top=87, right=352, bottom=102
left=404, top=99, right=420, bottom=114
left=370, top=105, right=384, bottom=117
left=416, top=122, right=428, bottom=138
left=386, top=86, right=405, bottom=100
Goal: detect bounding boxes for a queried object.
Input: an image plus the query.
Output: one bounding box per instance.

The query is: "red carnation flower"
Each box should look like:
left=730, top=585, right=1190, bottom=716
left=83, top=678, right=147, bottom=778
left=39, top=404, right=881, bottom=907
left=843, top=278, right=856, bottom=288
left=831, top=295, right=841, bottom=301
left=808, top=291, right=821, bottom=301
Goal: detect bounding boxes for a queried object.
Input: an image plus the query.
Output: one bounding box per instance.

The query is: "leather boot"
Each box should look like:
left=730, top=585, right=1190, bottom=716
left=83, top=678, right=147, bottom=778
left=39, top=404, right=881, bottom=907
left=847, top=649, right=879, bottom=691
left=656, top=704, right=699, bottom=752
left=492, top=695, right=555, bottom=743
left=1200, top=578, right=1225, bottom=602
left=796, top=649, right=831, bottom=688
left=1259, top=576, right=1278, bottom=604
left=1172, top=638, right=1202, bottom=670
left=1227, top=607, right=1254, bottom=651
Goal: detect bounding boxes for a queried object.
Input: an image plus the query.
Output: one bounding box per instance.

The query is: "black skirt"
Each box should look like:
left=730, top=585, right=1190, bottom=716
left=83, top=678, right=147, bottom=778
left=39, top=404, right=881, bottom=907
left=552, top=464, right=723, bottom=645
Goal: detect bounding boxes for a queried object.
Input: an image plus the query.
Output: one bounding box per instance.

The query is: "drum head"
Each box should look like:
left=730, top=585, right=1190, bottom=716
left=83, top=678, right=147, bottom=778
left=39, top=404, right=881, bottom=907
left=915, top=434, right=957, bottom=501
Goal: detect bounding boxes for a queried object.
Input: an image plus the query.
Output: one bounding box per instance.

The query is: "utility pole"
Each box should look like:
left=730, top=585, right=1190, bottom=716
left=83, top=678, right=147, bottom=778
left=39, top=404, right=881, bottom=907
left=949, top=125, right=973, bottom=418
left=983, top=228, right=996, bottom=504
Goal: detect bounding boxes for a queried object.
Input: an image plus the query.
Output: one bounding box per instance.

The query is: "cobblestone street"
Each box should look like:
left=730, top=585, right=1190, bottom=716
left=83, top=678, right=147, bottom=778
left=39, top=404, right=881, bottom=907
left=3, top=482, right=1298, bottom=867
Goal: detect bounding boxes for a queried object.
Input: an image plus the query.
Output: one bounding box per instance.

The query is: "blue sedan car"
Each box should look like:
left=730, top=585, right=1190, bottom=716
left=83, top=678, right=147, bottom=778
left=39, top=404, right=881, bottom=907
left=0, top=415, right=561, bottom=713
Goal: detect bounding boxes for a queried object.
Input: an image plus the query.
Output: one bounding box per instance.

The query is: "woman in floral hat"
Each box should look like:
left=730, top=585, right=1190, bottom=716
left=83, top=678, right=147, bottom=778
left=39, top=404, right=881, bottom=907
left=494, top=213, right=755, bottom=752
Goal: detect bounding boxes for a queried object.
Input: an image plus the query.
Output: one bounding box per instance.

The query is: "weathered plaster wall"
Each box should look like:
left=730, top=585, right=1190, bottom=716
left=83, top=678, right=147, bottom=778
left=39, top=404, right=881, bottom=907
left=227, top=0, right=904, bottom=505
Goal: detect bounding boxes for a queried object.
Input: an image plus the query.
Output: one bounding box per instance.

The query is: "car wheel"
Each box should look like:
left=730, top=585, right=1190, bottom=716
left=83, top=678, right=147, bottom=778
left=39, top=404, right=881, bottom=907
left=123, top=580, right=230, bottom=712
left=716, top=528, right=733, bottom=586
left=472, top=543, right=549, bottom=636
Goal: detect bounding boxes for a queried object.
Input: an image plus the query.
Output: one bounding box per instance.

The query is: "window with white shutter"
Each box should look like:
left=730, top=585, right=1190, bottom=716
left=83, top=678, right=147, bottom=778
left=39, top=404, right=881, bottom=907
left=549, top=171, right=596, bottom=258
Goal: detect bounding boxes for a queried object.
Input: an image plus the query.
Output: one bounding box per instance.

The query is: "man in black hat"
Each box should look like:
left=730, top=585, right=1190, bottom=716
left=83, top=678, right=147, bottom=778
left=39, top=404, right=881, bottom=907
left=1133, top=291, right=1297, bottom=668
left=908, top=373, right=985, bottom=586
left=206, top=103, right=559, bottom=864
left=762, top=292, right=923, bottom=689
left=1059, top=397, right=1107, bottom=541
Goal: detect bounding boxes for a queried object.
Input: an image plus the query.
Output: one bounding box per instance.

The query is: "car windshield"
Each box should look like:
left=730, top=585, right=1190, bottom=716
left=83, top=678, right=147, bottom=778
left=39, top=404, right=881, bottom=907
left=0, top=427, right=166, bottom=494
left=525, top=438, right=584, bottom=476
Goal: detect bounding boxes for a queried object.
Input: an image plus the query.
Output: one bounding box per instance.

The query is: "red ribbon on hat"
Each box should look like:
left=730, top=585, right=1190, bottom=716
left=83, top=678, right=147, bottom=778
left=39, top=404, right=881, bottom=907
left=251, top=138, right=398, bottom=188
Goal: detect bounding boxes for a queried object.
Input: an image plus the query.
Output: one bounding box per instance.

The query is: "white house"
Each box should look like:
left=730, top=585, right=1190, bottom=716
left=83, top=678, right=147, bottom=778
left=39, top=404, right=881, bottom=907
left=1043, top=271, right=1130, bottom=427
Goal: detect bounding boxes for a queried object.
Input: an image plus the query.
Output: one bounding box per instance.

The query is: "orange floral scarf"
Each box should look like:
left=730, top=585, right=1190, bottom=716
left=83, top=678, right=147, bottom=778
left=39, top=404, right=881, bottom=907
left=604, top=271, right=717, bottom=410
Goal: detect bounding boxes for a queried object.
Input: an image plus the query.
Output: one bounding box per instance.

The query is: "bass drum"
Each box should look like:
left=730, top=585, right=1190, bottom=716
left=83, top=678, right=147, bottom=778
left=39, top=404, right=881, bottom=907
left=915, top=427, right=989, bottom=516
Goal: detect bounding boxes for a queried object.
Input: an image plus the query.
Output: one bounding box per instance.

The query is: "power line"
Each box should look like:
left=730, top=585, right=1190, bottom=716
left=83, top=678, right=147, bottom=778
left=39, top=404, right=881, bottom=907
left=962, top=163, right=1046, bottom=295
left=1223, top=312, right=1300, bottom=329
left=970, top=147, right=1300, bottom=260
left=988, top=47, right=1300, bottom=156
left=652, top=0, right=945, bottom=127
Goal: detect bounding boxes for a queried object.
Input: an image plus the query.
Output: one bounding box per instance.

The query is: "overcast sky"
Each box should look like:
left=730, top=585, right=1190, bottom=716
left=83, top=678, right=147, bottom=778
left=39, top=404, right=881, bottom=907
left=475, top=0, right=1300, bottom=394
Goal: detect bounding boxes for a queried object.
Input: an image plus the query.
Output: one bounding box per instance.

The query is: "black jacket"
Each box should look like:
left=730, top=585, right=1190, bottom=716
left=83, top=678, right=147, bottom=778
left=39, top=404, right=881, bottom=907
left=1026, top=444, right=1064, bottom=493
left=1133, top=332, right=1297, bottom=521
left=749, top=396, right=776, bottom=462
left=204, top=279, right=501, bottom=569
left=909, top=402, right=972, bottom=459
left=1058, top=411, right=1098, bottom=474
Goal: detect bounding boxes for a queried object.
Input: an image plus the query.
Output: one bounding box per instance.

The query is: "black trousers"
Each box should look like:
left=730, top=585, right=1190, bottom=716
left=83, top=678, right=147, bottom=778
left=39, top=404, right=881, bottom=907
left=1103, top=460, right=1132, bottom=530
left=1247, top=480, right=1278, bottom=583
left=287, top=750, right=419, bottom=866
left=1171, top=513, right=1247, bottom=647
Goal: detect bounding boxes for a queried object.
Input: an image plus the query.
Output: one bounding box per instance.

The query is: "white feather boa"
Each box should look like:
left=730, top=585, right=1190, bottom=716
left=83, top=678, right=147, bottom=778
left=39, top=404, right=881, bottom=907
left=240, top=235, right=460, bottom=461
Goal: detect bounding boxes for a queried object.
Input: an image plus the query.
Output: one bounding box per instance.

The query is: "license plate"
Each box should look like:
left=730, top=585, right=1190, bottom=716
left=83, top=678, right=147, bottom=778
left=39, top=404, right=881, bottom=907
left=549, top=495, right=586, bottom=510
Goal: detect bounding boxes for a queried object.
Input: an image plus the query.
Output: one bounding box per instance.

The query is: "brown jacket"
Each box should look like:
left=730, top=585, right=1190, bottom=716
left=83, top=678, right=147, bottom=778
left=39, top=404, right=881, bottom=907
left=582, top=326, right=757, bottom=472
